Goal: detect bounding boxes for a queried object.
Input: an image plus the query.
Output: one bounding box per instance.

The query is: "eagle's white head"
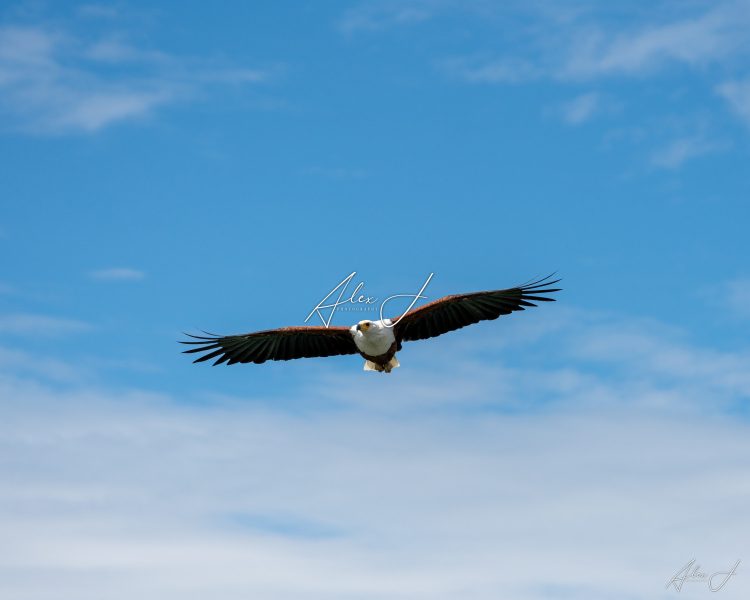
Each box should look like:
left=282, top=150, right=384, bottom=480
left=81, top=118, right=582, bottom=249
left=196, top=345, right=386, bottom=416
left=350, top=319, right=393, bottom=336
left=350, top=319, right=395, bottom=346
left=355, top=320, right=373, bottom=333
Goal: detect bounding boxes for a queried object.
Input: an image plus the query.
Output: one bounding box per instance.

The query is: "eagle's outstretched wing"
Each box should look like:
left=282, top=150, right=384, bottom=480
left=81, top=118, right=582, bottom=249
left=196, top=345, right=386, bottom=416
left=180, top=326, right=358, bottom=366
left=390, top=275, right=561, bottom=343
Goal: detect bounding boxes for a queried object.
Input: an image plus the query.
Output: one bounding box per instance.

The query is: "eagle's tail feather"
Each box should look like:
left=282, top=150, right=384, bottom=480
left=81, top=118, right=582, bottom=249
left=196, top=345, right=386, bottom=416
left=363, top=356, right=400, bottom=373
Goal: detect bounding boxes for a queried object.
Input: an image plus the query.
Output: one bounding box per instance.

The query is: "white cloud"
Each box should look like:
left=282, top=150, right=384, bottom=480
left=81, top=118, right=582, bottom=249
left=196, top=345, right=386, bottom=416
left=567, top=317, right=750, bottom=400
left=306, top=307, right=750, bottom=416
left=339, top=1, right=435, bottom=34
left=717, top=79, right=750, bottom=126
left=0, top=346, right=86, bottom=382
left=560, top=92, right=599, bottom=124
left=448, top=3, right=750, bottom=83
left=0, top=341, right=749, bottom=598
left=428, top=2, right=750, bottom=160
left=723, top=277, right=750, bottom=318
left=76, top=4, right=120, bottom=20
left=650, top=135, right=725, bottom=168
left=59, top=90, right=174, bottom=132
left=84, top=37, right=170, bottom=64
left=0, top=313, right=91, bottom=336
left=1, top=302, right=749, bottom=599
left=560, top=7, right=748, bottom=79
left=89, top=267, right=145, bottom=282
left=0, top=24, right=267, bottom=134
left=441, top=56, right=540, bottom=84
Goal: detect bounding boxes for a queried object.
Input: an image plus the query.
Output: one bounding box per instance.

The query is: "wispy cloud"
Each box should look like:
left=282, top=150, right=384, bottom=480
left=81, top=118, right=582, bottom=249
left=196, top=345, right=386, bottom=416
left=441, top=2, right=750, bottom=83
left=89, top=267, right=145, bottom=282
left=441, top=56, right=540, bottom=84
left=0, top=346, right=86, bottom=382
left=0, top=313, right=91, bottom=336
left=341, top=1, right=750, bottom=165
left=311, top=307, right=750, bottom=415
left=560, top=92, right=599, bottom=125
left=83, top=36, right=170, bottom=64
left=723, top=276, right=750, bottom=319
left=1, top=311, right=749, bottom=599
left=0, top=299, right=749, bottom=598
left=650, top=135, right=726, bottom=169
left=567, top=315, right=750, bottom=401
left=423, top=2, right=750, bottom=164
left=717, top=79, right=750, bottom=126
left=76, top=4, right=120, bottom=20
left=560, top=6, right=749, bottom=79
left=339, top=0, right=435, bottom=34
left=0, top=21, right=268, bottom=134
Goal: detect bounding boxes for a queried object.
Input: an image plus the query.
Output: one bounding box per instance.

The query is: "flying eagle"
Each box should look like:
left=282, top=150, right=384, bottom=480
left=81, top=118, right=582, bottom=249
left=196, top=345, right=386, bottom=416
left=181, top=275, right=561, bottom=373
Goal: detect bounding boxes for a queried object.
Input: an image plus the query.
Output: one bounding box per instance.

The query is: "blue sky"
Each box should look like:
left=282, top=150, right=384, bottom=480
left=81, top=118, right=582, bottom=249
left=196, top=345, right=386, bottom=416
left=1, top=1, right=750, bottom=598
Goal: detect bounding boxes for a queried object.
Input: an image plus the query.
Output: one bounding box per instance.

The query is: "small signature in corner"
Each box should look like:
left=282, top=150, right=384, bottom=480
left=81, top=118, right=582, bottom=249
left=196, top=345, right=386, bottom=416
left=666, top=559, right=740, bottom=592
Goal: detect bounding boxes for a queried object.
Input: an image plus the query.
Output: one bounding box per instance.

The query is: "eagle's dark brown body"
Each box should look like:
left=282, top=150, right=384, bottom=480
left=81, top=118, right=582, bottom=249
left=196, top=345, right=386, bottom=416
left=359, top=340, right=400, bottom=372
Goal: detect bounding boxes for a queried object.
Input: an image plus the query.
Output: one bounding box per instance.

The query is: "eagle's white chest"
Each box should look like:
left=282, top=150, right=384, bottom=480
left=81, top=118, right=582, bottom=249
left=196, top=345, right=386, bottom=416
left=350, top=320, right=396, bottom=356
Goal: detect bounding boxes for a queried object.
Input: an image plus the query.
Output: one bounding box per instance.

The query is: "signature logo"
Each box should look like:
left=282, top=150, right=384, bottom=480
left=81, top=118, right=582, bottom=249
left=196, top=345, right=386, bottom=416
left=305, top=271, right=434, bottom=328
left=666, top=559, right=740, bottom=592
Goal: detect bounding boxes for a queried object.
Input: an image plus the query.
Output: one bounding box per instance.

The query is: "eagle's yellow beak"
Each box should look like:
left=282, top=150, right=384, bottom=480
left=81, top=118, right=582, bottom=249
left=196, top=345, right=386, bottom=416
left=357, top=321, right=370, bottom=332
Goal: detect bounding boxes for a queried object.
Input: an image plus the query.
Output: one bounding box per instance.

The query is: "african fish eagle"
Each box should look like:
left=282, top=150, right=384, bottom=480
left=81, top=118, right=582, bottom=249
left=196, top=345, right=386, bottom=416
left=181, top=275, right=561, bottom=373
